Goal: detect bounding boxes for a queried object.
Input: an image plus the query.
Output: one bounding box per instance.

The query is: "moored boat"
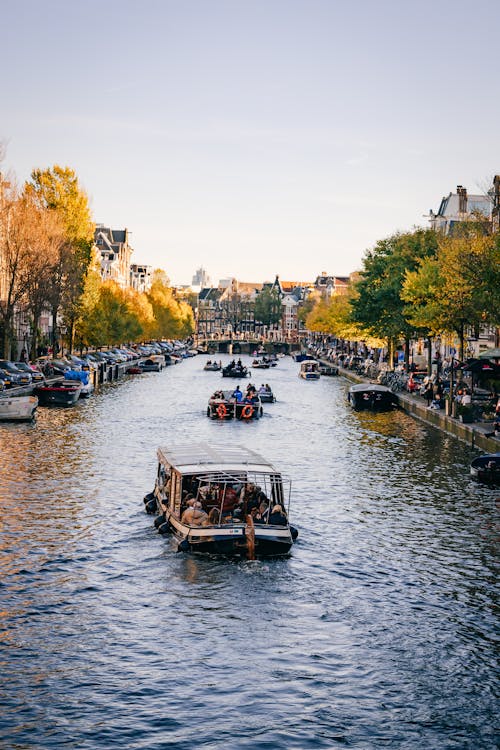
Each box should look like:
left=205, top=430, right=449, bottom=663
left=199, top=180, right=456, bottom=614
left=470, top=453, right=500, bottom=484
left=348, top=383, right=398, bottom=411
left=35, top=379, right=82, bottom=406
left=144, top=442, right=297, bottom=556
left=299, top=360, right=321, bottom=379
left=0, top=395, right=38, bottom=421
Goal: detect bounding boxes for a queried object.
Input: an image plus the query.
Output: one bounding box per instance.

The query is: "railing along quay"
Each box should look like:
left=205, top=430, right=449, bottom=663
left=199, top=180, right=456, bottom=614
left=323, top=360, right=499, bottom=454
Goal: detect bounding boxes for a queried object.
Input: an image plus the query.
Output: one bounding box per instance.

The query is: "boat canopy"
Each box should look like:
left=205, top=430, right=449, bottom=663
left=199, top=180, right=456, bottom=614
left=157, top=442, right=278, bottom=476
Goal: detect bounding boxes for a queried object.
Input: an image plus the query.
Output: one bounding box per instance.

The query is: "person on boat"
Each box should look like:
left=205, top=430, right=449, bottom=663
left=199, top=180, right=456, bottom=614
left=237, top=358, right=242, bottom=367
left=232, top=386, right=243, bottom=402
left=181, top=500, right=208, bottom=526
left=204, top=507, right=220, bottom=525
left=265, top=384, right=271, bottom=392
left=259, top=384, right=267, bottom=394
left=268, top=504, right=287, bottom=526
left=254, top=499, right=269, bottom=523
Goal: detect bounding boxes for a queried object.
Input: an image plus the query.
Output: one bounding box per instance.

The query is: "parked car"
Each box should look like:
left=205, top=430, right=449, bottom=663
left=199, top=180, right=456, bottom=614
left=15, top=361, right=45, bottom=383
left=0, top=360, right=32, bottom=386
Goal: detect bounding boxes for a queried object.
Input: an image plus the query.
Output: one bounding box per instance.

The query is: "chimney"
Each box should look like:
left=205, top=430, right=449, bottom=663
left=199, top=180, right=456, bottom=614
left=457, top=185, right=468, bottom=214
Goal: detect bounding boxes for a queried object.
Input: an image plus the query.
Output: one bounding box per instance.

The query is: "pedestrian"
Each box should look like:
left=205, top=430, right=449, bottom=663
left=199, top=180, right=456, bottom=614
left=423, top=381, right=434, bottom=407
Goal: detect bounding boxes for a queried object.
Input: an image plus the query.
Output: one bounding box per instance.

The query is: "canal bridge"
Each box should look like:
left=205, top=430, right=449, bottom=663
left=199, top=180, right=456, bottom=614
left=194, top=338, right=302, bottom=355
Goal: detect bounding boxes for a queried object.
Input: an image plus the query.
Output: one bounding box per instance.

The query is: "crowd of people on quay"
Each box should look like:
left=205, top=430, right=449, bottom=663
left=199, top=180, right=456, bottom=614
left=304, top=339, right=500, bottom=436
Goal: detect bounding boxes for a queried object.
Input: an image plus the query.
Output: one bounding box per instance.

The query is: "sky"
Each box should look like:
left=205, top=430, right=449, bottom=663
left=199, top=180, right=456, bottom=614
left=2, top=0, right=499, bottom=286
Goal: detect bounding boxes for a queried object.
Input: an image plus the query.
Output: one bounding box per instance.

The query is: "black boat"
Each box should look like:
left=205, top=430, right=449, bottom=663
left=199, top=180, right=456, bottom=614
left=207, top=390, right=262, bottom=420
left=221, top=363, right=250, bottom=378
left=347, top=383, right=398, bottom=411
left=470, top=453, right=500, bottom=484
left=35, top=379, right=82, bottom=406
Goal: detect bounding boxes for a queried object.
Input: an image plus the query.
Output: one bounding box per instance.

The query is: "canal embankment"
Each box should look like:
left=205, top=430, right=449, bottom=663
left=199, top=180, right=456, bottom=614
left=333, top=364, right=500, bottom=453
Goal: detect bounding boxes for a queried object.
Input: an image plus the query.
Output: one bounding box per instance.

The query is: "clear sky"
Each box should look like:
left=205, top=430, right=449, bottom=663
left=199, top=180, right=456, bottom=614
left=2, top=0, right=499, bottom=285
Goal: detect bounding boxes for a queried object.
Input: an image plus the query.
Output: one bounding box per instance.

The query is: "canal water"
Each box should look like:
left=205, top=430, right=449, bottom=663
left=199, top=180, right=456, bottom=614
left=0, top=356, right=498, bottom=749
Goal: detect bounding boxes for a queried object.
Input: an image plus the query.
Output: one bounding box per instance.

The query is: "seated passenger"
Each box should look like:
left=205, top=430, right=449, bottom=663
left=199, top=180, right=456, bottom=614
left=268, top=504, right=287, bottom=526
left=232, top=386, right=243, bottom=402
left=204, top=507, right=220, bottom=525
left=254, top=499, right=269, bottom=523
left=181, top=500, right=208, bottom=526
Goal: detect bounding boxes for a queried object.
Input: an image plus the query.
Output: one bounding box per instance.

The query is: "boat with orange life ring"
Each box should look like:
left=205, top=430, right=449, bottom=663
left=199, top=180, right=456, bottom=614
left=207, top=389, right=263, bottom=420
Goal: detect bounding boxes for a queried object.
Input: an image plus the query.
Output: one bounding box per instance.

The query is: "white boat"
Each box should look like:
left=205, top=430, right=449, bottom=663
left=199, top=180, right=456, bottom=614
left=0, top=395, right=38, bottom=421
left=298, top=359, right=321, bottom=379
left=144, top=443, right=298, bottom=557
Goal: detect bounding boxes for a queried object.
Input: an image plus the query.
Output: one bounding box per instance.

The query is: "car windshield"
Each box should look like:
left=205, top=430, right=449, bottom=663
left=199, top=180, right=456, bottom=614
left=0, top=361, right=19, bottom=372
left=14, top=362, right=31, bottom=372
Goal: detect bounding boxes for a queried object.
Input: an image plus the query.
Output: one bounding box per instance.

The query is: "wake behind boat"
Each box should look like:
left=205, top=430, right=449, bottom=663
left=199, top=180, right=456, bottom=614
left=144, top=443, right=298, bottom=557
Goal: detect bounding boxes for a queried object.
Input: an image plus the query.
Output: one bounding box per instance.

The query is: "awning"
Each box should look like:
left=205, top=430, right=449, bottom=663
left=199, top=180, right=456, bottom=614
left=478, top=348, right=500, bottom=360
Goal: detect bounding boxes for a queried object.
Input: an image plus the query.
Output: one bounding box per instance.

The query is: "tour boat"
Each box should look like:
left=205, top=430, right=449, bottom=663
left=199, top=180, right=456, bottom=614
left=347, top=383, right=398, bottom=411
left=35, top=379, right=82, bottom=406
left=298, top=359, right=321, bottom=379
left=144, top=442, right=298, bottom=556
left=207, top=390, right=262, bottom=420
left=470, top=453, right=500, bottom=484
left=0, top=395, right=38, bottom=421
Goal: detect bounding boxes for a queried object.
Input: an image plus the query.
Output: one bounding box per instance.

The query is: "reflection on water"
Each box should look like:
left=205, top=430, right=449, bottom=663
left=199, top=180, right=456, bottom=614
left=0, top=357, right=498, bottom=749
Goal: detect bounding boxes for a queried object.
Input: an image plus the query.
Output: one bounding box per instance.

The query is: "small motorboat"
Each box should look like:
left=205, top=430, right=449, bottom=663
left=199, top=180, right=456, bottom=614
left=0, top=395, right=38, bottom=421
left=470, top=453, right=500, bottom=484
left=64, top=369, right=93, bottom=398
left=144, top=442, right=298, bottom=557
left=257, top=386, right=276, bottom=403
left=140, top=358, right=162, bottom=372
left=203, top=360, right=222, bottom=371
left=252, top=359, right=271, bottom=369
left=35, top=379, right=82, bottom=406
left=347, top=383, right=398, bottom=411
left=207, top=389, right=262, bottom=420
left=221, top=362, right=250, bottom=378
left=299, top=360, right=321, bottom=380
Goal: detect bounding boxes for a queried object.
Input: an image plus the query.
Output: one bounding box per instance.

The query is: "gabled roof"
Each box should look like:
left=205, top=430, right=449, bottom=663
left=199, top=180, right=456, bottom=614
left=198, top=287, right=223, bottom=302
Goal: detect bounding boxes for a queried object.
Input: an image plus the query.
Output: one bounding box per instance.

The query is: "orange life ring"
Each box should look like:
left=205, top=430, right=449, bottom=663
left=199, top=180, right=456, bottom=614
left=241, top=404, right=254, bottom=419
left=216, top=403, right=227, bottom=419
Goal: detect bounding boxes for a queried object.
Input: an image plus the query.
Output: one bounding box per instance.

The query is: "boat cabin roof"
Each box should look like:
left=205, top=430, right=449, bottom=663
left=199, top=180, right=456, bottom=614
left=300, top=359, right=319, bottom=367
left=157, top=442, right=278, bottom=476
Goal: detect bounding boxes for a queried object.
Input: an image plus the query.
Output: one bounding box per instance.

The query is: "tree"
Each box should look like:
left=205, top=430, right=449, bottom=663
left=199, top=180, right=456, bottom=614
left=402, top=223, right=500, bottom=359
left=24, top=166, right=94, bottom=352
left=147, top=271, right=194, bottom=339
left=351, top=229, right=438, bottom=367
left=254, top=287, right=282, bottom=328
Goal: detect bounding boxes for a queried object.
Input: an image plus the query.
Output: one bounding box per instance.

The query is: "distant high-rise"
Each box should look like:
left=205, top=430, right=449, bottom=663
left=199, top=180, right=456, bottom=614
left=192, top=266, right=211, bottom=288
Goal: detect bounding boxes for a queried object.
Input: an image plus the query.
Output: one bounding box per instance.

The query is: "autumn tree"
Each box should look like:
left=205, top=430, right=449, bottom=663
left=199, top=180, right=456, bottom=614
left=402, top=223, right=500, bottom=360
left=147, top=271, right=194, bottom=339
left=24, top=166, right=94, bottom=352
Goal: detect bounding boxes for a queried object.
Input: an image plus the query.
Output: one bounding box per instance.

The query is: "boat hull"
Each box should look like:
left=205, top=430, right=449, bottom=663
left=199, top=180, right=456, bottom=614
left=470, top=453, right=500, bottom=484
left=348, top=384, right=398, bottom=411
left=0, top=395, right=38, bottom=421
left=166, top=512, right=293, bottom=556
left=36, top=381, right=82, bottom=406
